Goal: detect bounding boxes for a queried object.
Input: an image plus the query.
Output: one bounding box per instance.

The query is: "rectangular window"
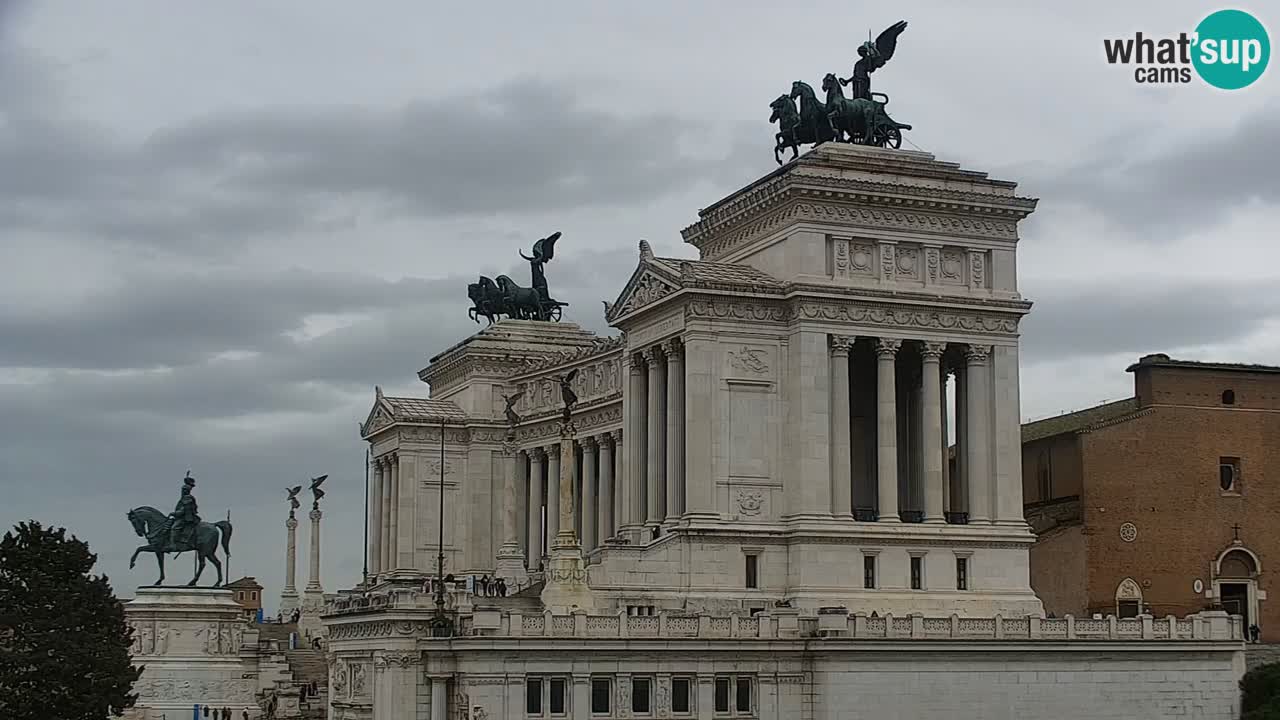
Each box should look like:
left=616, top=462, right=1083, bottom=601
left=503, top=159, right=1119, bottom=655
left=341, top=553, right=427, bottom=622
left=632, top=677, right=651, bottom=714
left=863, top=555, right=876, bottom=589
left=714, top=677, right=730, bottom=713
left=910, top=556, right=924, bottom=590
left=591, top=678, right=610, bottom=715
left=956, top=558, right=968, bottom=591
left=745, top=554, right=759, bottom=589
left=1220, top=457, right=1241, bottom=492
left=251, top=591, right=258, bottom=600
left=550, top=678, right=566, bottom=715
left=735, top=677, right=752, bottom=713
left=1118, top=600, right=1140, bottom=618
left=672, top=677, right=691, bottom=714
left=527, top=678, right=543, bottom=715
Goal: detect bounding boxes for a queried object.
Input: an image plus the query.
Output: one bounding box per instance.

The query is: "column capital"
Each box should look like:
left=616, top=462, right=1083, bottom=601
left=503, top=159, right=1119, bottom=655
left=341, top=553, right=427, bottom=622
left=309, top=508, right=322, bottom=522
left=644, top=344, right=665, bottom=365
left=609, top=428, right=622, bottom=443
left=530, top=447, right=547, bottom=461
left=875, top=338, right=902, bottom=357
left=830, top=334, right=855, bottom=355
left=628, top=352, right=646, bottom=374
left=581, top=435, right=599, bottom=451
left=921, top=341, right=947, bottom=360
left=662, top=337, right=684, bottom=358
left=964, top=344, right=992, bottom=363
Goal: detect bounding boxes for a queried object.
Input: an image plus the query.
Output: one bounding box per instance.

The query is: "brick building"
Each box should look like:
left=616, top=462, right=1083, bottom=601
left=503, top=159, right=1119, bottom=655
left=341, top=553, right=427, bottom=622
left=225, top=576, right=263, bottom=621
left=1021, top=353, right=1276, bottom=639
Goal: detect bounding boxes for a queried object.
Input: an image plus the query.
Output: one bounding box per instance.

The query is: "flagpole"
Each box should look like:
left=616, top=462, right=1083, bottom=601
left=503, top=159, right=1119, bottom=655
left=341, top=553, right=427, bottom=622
left=362, top=447, right=370, bottom=592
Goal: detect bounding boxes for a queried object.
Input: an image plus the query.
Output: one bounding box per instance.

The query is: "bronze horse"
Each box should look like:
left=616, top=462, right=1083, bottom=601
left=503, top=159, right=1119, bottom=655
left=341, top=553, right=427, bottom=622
left=127, top=506, right=233, bottom=587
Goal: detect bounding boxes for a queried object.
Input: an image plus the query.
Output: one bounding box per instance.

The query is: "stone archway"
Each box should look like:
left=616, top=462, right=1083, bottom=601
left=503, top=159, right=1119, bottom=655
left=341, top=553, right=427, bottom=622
left=1214, top=546, right=1261, bottom=631
left=1115, top=577, right=1143, bottom=618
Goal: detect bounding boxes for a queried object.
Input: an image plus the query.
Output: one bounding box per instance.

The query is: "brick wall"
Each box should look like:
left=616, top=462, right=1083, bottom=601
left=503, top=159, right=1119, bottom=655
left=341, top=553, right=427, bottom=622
left=1021, top=434, right=1082, bottom=503
left=1080, top=401, right=1280, bottom=638
left=1028, top=524, right=1087, bottom=617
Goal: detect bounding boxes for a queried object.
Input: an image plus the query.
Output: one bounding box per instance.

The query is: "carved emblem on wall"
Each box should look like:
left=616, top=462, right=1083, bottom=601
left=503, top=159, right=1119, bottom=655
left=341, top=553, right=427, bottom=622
left=332, top=661, right=349, bottom=698
left=833, top=238, right=850, bottom=279
left=351, top=662, right=368, bottom=696
left=1116, top=577, right=1142, bottom=600
left=895, top=247, right=918, bottom=277
left=925, top=247, right=940, bottom=282
left=728, top=347, right=770, bottom=375
left=424, top=460, right=454, bottom=480
left=737, top=490, right=764, bottom=516
left=1119, top=522, right=1138, bottom=543
left=941, top=250, right=963, bottom=281
left=852, top=244, right=873, bottom=271
left=880, top=243, right=895, bottom=281
left=969, top=251, right=986, bottom=287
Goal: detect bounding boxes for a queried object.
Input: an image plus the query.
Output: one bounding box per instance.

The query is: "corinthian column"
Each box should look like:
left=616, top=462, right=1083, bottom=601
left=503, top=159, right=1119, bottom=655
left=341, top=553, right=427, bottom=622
left=599, top=433, right=615, bottom=540
left=528, top=449, right=545, bottom=568
left=965, top=344, right=993, bottom=523
left=379, top=457, right=392, bottom=575
left=582, top=437, right=598, bottom=551
left=278, top=512, right=299, bottom=614
left=547, top=444, right=561, bottom=542
left=921, top=342, right=946, bottom=523
left=876, top=338, right=901, bottom=522
left=664, top=338, right=685, bottom=524
left=387, top=453, right=400, bottom=570
left=306, top=507, right=322, bottom=591
left=645, top=345, right=665, bottom=530
left=830, top=335, right=854, bottom=519
left=369, top=459, right=383, bottom=577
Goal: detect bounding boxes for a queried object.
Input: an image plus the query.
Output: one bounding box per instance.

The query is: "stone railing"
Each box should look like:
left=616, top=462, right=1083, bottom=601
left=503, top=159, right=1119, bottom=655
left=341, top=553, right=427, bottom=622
left=463, top=608, right=1243, bottom=642
left=324, top=586, right=472, bottom=617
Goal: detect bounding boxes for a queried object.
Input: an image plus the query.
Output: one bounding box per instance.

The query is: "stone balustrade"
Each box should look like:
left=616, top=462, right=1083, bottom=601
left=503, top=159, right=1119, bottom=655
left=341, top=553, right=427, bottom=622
left=463, top=608, right=1242, bottom=642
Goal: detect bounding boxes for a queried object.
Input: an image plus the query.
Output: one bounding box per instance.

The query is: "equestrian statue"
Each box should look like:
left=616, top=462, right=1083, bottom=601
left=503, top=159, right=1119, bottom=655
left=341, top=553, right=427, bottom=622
left=770, top=20, right=913, bottom=163
left=127, top=472, right=233, bottom=587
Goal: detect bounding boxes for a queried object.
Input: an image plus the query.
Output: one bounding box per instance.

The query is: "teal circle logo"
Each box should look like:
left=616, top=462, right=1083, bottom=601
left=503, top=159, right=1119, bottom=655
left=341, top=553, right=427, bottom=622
left=1192, top=9, right=1270, bottom=89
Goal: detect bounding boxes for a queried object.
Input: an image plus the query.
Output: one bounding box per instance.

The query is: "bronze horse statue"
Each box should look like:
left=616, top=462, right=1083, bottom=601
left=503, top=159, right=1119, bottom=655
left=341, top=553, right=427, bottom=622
left=127, top=506, right=233, bottom=587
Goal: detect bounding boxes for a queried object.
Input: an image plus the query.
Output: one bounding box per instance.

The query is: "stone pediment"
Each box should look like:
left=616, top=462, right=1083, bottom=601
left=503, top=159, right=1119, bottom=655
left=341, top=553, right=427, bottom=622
left=606, top=240, right=784, bottom=323
left=360, top=386, right=467, bottom=439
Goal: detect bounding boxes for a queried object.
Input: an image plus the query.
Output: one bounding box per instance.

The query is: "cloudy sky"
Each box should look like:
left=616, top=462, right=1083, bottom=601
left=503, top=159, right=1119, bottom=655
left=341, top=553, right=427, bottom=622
left=1, top=1, right=1276, bottom=609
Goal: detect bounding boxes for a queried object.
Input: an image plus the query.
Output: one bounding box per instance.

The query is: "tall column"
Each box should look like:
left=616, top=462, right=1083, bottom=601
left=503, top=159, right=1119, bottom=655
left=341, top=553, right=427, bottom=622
left=388, top=453, right=400, bottom=570
left=941, top=368, right=951, bottom=516
left=369, top=459, right=383, bottom=577
left=279, top=512, right=299, bottom=614
left=582, top=437, right=598, bottom=552
left=527, top=449, right=545, bottom=568
left=495, top=436, right=527, bottom=582
left=380, top=457, right=392, bottom=572
left=830, top=335, right=854, bottom=518
left=955, top=368, right=968, bottom=517
left=965, top=345, right=993, bottom=523
left=921, top=342, right=946, bottom=523
left=547, top=443, right=561, bottom=542
left=645, top=345, right=665, bottom=529
left=306, top=507, right=322, bottom=590
left=664, top=338, right=685, bottom=524
left=876, top=339, right=901, bottom=522
left=625, top=354, right=646, bottom=531
left=430, top=675, right=447, bottom=720
left=599, top=433, right=615, bottom=540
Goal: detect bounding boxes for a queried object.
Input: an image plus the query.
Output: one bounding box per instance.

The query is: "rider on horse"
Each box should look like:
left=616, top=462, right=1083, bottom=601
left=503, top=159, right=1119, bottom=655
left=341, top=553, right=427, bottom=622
left=168, top=472, right=201, bottom=551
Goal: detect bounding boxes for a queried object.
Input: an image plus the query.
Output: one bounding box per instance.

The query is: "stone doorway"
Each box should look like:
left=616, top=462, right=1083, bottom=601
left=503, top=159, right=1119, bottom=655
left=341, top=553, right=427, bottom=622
left=1221, top=583, right=1250, bottom=627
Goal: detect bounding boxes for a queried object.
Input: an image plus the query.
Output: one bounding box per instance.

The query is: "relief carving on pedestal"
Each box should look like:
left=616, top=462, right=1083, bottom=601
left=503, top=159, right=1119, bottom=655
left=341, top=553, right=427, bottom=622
left=351, top=662, right=368, bottom=697
left=727, top=347, right=770, bottom=375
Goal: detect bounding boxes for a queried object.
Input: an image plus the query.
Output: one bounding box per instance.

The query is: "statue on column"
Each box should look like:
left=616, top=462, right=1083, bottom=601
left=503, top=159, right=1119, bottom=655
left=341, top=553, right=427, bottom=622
left=554, top=368, right=579, bottom=424
left=309, top=475, right=328, bottom=509
left=285, top=485, right=303, bottom=518
left=501, top=391, right=525, bottom=431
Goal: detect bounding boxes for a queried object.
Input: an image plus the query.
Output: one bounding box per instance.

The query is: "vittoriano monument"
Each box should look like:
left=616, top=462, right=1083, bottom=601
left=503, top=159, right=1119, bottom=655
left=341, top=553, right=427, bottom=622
left=770, top=20, right=913, bottom=163
left=467, top=231, right=569, bottom=324
left=127, top=472, right=234, bottom=587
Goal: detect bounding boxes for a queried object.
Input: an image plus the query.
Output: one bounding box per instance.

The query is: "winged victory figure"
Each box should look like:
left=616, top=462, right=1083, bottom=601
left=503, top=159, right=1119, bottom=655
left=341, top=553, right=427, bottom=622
left=555, top=369, right=578, bottom=423
left=285, top=485, right=302, bottom=516
left=501, top=391, right=525, bottom=428
left=309, top=475, right=328, bottom=509
left=841, top=20, right=908, bottom=101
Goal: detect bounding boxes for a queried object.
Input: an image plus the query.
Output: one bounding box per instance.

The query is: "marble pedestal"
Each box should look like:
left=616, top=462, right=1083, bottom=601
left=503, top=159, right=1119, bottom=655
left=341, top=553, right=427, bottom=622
left=124, top=587, right=258, bottom=719
left=539, top=424, right=597, bottom=614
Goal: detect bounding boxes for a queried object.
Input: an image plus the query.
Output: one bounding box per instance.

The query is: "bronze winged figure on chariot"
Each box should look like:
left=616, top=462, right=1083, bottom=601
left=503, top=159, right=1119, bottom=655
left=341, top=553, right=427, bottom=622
left=770, top=20, right=913, bottom=164
left=466, top=231, right=570, bottom=324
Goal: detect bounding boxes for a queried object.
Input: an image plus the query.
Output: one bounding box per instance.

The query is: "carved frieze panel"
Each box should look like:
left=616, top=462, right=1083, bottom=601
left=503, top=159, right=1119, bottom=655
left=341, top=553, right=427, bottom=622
left=895, top=246, right=920, bottom=281
left=968, top=250, right=988, bottom=290
left=725, top=345, right=773, bottom=379
left=830, top=238, right=874, bottom=281
left=940, top=249, right=966, bottom=286
left=790, top=302, right=1020, bottom=335
left=515, top=356, right=623, bottom=416
left=618, top=270, right=679, bottom=316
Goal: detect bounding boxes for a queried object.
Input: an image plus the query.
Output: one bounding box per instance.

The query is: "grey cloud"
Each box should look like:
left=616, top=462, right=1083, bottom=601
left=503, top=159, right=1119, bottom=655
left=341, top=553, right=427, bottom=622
left=1015, top=102, right=1280, bottom=234
left=1020, top=279, right=1280, bottom=363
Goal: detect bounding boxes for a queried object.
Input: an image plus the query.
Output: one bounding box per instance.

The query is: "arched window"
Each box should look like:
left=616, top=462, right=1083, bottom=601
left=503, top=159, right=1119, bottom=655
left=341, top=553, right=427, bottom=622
left=1222, top=390, right=1236, bottom=405
left=1115, top=577, right=1143, bottom=618
left=1219, top=550, right=1257, bottom=578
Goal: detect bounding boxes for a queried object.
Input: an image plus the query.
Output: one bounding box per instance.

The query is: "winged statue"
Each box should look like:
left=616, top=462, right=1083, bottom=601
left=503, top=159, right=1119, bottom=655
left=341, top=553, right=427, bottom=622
left=501, top=391, right=525, bottom=428
left=285, top=485, right=303, bottom=514
left=309, top=475, right=328, bottom=509
left=519, top=231, right=561, bottom=266
left=841, top=20, right=908, bottom=100
left=555, top=369, right=579, bottom=423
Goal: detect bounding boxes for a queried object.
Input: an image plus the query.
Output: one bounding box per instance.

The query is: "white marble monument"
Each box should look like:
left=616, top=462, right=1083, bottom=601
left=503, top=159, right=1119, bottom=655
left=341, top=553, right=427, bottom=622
left=124, top=588, right=259, bottom=719
left=325, top=144, right=1246, bottom=720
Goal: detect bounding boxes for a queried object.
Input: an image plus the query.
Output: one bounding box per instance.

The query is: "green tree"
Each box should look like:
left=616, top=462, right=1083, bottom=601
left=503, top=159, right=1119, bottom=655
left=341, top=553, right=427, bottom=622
left=0, top=521, right=141, bottom=720
left=1243, top=663, right=1280, bottom=720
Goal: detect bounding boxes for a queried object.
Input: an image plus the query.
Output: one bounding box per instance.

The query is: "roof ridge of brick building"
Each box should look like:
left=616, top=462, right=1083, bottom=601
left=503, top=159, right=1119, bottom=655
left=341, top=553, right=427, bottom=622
left=1021, top=397, right=1139, bottom=443
left=1126, top=353, right=1280, bottom=374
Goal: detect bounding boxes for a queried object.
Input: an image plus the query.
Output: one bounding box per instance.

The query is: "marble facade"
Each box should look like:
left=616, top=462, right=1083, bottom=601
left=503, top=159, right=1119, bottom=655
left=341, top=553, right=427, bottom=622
left=328, top=144, right=1246, bottom=720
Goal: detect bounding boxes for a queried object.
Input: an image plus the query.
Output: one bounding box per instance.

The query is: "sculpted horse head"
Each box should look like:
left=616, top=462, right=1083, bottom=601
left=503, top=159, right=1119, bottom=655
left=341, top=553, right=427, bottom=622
left=770, top=95, right=798, bottom=128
